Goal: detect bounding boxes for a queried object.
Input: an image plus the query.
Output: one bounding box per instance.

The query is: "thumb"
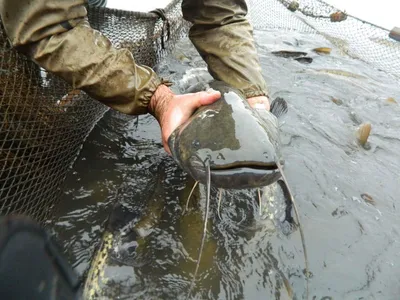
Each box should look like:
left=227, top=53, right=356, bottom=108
left=191, top=90, right=221, bottom=108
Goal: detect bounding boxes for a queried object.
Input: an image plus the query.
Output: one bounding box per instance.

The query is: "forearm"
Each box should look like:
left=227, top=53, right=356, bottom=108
left=0, top=0, right=161, bottom=115
left=182, top=0, right=269, bottom=99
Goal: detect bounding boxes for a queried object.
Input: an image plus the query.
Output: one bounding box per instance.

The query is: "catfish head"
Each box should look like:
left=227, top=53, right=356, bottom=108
left=168, top=80, right=288, bottom=190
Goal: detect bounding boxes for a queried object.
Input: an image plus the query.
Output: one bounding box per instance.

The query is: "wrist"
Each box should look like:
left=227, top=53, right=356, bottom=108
left=149, top=84, right=174, bottom=123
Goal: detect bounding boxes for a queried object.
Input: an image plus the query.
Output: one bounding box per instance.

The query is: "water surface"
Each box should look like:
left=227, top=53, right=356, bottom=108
left=49, top=28, right=400, bottom=300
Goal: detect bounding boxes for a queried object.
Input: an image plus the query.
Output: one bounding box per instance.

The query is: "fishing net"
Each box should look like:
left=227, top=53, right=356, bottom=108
left=0, top=0, right=190, bottom=225
left=247, top=0, right=400, bottom=80
left=0, top=0, right=399, bottom=225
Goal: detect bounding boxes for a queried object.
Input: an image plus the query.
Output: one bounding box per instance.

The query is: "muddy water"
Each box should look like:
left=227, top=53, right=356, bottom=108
left=49, top=28, right=400, bottom=300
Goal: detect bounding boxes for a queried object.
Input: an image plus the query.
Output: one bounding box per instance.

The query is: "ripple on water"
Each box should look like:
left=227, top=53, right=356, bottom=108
left=50, top=28, right=400, bottom=299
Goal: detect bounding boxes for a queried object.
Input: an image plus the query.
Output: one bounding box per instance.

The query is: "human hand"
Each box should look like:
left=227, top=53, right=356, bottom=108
left=149, top=84, right=221, bottom=154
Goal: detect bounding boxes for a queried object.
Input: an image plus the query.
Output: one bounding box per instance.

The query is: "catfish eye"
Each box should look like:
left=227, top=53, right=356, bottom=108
left=216, top=153, right=225, bottom=160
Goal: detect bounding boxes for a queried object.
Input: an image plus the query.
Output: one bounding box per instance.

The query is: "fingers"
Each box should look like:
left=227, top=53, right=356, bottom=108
left=194, top=90, right=221, bottom=107
left=161, top=90, right=220, bottom=156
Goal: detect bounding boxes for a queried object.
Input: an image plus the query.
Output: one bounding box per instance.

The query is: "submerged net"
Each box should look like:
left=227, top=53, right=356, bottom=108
left=0, top=0, right=190, bottom=224
left=0, top=0, right=398, bottom=225
left=247, top=0, right=400, bottom=80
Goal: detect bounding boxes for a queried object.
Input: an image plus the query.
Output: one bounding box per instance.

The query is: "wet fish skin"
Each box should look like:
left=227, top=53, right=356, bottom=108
left=294, top=56, right=313, bottom=64
left=168, top=80, right=288, bottom=190
left=271, top=50, right=308, bottom=58
left=82, top=163, right=170, bottom=299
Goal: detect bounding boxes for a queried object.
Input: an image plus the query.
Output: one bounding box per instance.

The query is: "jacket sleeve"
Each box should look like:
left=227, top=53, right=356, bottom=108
left=181, top=0, right=268, bottom=99
left=0, top=0, right=162, bottom=115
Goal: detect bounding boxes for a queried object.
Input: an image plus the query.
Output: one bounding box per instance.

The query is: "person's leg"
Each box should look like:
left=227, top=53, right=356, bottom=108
left=0, top=215, right=81, bottom=300
left=181, top=0, right=269, bottom=100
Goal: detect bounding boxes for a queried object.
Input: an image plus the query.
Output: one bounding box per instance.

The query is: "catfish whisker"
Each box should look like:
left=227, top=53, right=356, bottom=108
left=186, top=160, right=211, bottom=300
left=185, top=180, right=199, bottom=212
left=217, top=189, right=223, bottom=220
left=277, top=162, right=310, bottom=300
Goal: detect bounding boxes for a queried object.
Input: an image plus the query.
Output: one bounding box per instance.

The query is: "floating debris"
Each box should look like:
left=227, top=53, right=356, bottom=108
left=389, top=26, right=400, bottom=42
left=330, top=11, right=347, bottom=22
left=356, top=122, right=371, bottom=147
left=361, top=193, right=376, bottom=206
left=288, top=1, right=299, bottom=12
left=313, top=47, right=332, bottom=55
left=294, top=56, right=313, bottom=64
left=331, top=97, right=343, bottom=105
left=271, top=50, right=307, bottom=58
left=313, top=69, right=367, bottom=79
left=303, top=268, right=313, bottom=278
left=386, top=97, right=398, bottom=104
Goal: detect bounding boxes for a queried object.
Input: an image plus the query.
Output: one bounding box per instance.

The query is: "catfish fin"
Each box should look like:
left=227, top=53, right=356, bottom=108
left=270, top=97, right=288, bottom=118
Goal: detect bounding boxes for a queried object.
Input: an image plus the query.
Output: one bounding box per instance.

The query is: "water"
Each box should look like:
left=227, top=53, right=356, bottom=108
left=49, top=28, right=400, bottom=300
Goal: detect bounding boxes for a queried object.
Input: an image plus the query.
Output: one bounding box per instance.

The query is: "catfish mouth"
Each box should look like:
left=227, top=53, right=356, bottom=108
left=187, top=160, right=282, bottom=190
left=210, top=161, right=278, bottom=172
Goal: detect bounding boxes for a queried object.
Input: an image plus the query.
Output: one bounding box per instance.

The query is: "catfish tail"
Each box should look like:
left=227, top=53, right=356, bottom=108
left=270, top=97, right=288, bottom=118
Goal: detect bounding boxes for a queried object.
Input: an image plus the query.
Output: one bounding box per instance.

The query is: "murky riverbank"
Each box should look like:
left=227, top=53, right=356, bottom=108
left=49, top=28, right=400, bottom=300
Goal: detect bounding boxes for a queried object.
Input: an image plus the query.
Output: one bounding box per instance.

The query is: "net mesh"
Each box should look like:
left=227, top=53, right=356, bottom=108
left=0, top=0, right=190, bottom=224
left=0, top=0, right=399, bottom=224
left=247, top=0, right=400, bottom=80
